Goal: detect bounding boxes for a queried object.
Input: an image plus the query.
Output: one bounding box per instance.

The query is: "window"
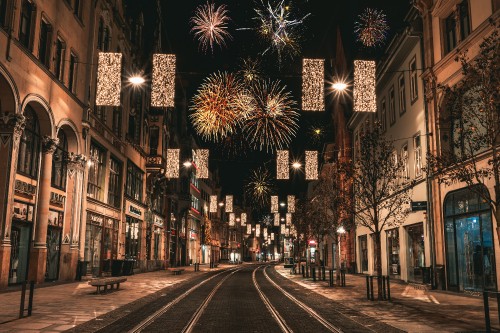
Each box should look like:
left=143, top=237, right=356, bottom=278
left=87, top=142, right=106, bottom=201
left=54, top=37, right=66, bottom=82
left=17, top=106, right=40, bottom=178
left=68, top=52, right=78, bottom=93
left=0, top=0, right=8, bottom=28
left=380, top=99, right=386, bottom=132
left=51, top=130, right=68, bottom=189
left=401, top=144, right=409, bottom=180
left=398, top=74, right=406, bottom=114
left=38, top=19, right=52, bottom=68
left=149, top=126, right=159, bottom=155
left=103, top=25, right=110, bottom=51
left=387, top=229, right=400, bottom=277
left=97, top=18, right=104, bottom=50
left=359, top=235, right=368, bottom=272
left=95, top=106, right=106, bottom=122
left=410, top=57, right=418, bottom=102
left=389, top=87, right=396, bottom=125
left=128, top=92, right=142, bottom=144
left=191, top=195, right=200, bottom=212
left=444, top=13, right=457, bottom=55
left=108, top=157, right=121, bottom=208
left=19, top=0, right=35, bottom=50
left=73, top=0, right=82, bottom=20
left=125, top=216, right=140, bottom=259
left=112, top=107, right=121, bottom=137
left=459, top=1, right=470, bottom=40
left=126, top=160, right=143, bottom=202
left=414, top=134, right=423, bottom=178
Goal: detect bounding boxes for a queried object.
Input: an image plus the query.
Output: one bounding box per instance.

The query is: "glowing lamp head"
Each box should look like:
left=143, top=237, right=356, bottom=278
left=218, top=202, right=224, bottom=207
left=292, top=161, right=302, bottom=169
left=129, top=75, right=146, bottom=85
left=332, top=82, right=348, bottom=91
left=183, top=161, right=192, bottom=168
left=279, top=202, right=286, bottom=207
left=337, top=226, right=346, bottom=234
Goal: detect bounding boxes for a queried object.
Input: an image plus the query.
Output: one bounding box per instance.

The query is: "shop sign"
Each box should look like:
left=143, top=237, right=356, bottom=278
left=411, top=201, right=427, bottom=211
left=48, top=210, right=64, bottom=227
left=14, top=180, right=36, bottom=197
left=12, top=201, right=34, bottom=222
left=128, top=204, right=142, bottom=217
left=154, top=215, right=164, bottom=228
left=88, top=212, right=104, bottom=226
left=190, top=230, right=197, bottom=240
left=50, top=192, right=65, bottom=206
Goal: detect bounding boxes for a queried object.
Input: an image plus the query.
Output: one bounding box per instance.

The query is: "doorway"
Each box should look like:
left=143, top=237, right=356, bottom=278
left=46, top=226, right=62, bottom=281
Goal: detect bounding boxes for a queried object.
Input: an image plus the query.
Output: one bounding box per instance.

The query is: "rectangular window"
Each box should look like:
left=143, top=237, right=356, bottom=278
left=410, top=57, right=418, bottom=102
left=398, top=74, right=406, bottom=114
left=87, top=142, right=106, bottom=201
left=126, top=160, right=143, bottom=202
left=401, top=144, right=409, bottom=181
left=108, top=157, right=121, bottom=208
left=55, top=37, right=66, bottom=82
left=459, top=0, right=470, bottom=40
left=68, top=52, right=78, bottom=93
left=414, top=134, right=423, bottom=178
left=19, top=0, right=35, bottom=50
left=359, top=235, right=368, bottom=272
left=112, top=107, right=121, bottom=137
left=0, top=0, right=7, bottom=28
left=389, top=87, right=396, bottom=125
left=38, top=19, right=52, bottom=68
left=380, top=98, right=387, bottom=132
left=444, top=13, right=457, bottom=55
left=387, top=229, right=400, bottom=277
left=125, top=216, right=141, bottom=259
left=73, top=0, right=82, bottom=20
left=95, top=106, right=106, bottom=122
left=149, top=126, right=159, bottom=155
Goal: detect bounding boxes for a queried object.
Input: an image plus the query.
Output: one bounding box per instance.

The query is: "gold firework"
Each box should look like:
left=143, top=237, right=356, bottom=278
left=241, top=80, right=299, bottom=152
left=238, top=57, right=262, bottom=84
left=191, top=2, right=232, bottom=53
left=190, top=72, right=248, bottom=142
left=245, top=167, right=274, bottom=208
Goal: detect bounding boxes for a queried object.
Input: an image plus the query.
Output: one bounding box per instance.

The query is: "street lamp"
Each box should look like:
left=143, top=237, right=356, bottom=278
left=332, top=81, right=347, bottom=92
left=292, top=161, right=302, bottom=169
left=183, top=160, right=192, bottom=168
left=128, top=75, right=146, bottom=86
left=279, top=202, right=286, bottom=207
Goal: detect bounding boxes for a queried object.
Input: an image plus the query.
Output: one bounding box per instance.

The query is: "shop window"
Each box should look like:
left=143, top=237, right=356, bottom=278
left=108, top=157, right=121, bottom=208
left=51, top=130, right=68, bottom=190
left=459, top=1, right=470, bottom=40
left=87, top=142, right=106, bottom=201
left=126, top=160, right=143, bottom=202
left=68, top=52, right=78, bottom=93
left=125, top=216, right=141, bottom=259
left=389, top=86, right=396, bottom=125
left=443, top=13, right=457, bottom=55
left=387, top=229, right=400, bottom=277
left=17, top=106, right=40, bottom=178
left=38, top=18, right=52, bottom=68
left=406, top=223, right=425, bottom=283
left=414, top=134, right=423, bottom=178
left=19, top=0, right=35, bottom=50
left=54, top=37, right=66, bottom=82
left=359, top=235, right=368, bottom=272
left=398, top=74, right=406, bottom=115
left=409, top=57, right=418, bottom=102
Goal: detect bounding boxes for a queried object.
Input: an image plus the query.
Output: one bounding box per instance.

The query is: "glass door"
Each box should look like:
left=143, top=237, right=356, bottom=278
left=9, top=223, right=31, bottom=284
left=46, top=226, right=62, bottom=281
left=85, top=224, right=102, bottom=276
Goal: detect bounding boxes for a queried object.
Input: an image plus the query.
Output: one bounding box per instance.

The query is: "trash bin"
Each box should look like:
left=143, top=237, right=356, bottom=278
left=76, top=261, right=88, bottom=281
left=111, top=260, right=124, bottom=277
left=122, top=259, right=135, bottom=276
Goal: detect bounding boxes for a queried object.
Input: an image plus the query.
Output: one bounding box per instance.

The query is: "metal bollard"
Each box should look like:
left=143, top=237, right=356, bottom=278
left=329, top=270, right=334, bottom=287
left=382, top=276, right=387, bottom=300
left=484, top=292, right=491, bottom=332
left=366, top=276, right=370, bottom=300
left=312, top=267, right=316, bottom=281
left=19, top=281, right=27, bottom=318
left=369, top=276, right=374, bottom=301
left=322, top=267, right=326, bottom=281
left=302, top=265, right=305, bottom=277
left=387, top=275, right=391, bottom=300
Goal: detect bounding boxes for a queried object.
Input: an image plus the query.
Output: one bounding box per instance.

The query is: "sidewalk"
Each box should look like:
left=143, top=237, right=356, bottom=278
left=275, top=265, right=497, bottom=332
left=0, top=264, right=229, bottom=333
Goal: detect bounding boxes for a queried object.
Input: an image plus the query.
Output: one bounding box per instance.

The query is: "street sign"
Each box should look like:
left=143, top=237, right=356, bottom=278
left=411, top=201, right=427, bottom=211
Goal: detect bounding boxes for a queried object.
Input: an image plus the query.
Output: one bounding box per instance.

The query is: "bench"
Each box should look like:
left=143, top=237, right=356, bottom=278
left=171, top=268, right=185, bottom=275
left=88, top=277, right=127, bottom=294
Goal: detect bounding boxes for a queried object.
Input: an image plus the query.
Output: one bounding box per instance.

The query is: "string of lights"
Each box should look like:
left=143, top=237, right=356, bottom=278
left=209, top=195, right=218, bottom=213
left=166, top=149, right=180, bottom=178
left=270, top=195, right=279, bottom=213
left=287, top=195, right=295, bottom=213
left=225, top=195, right=233, bottom=213
left=96, top=52, right=122, bottom=106
left=302, top=58, right=325, bottom=111
left=276, top=150, right=289, bottom=180
left=151, top=54, right=176, bottom=108
left=354, top=60, right=377, bottom=112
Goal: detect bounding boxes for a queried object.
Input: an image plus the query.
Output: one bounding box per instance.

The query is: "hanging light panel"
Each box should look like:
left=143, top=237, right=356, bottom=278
left=305, top=150, right=318, bottom=180
left=280, top=224, right=286, bottom=234
left=302, top=58, right=325, bottom=111
left=96, top=52, right=122, bottom=106
left=151, top=54, right=176, bottom=108
left=271, top=232, right=275, bottom=241
left=166, top=149, right=180, bottom=178
left=274, top=213, right=280, bottom=226
left=263, top=228, right=268, bottom=239
left=229, top=213, right=235, bottom=226
left=241, top=212, right=247, bottom=225
left=354, top=60, right=376, bottom=112
left=209, top=195, right=218, bottom=213
left=225, top=195, right=233, bottom=212
left=276, top=150, right=289, bottom=180
left=247, top=224, right=252, bottom=234
left=194, top=149, right=209, bottom=179
left=255, top=224, right=261, bottom=237
left=287, top=195, right=295, bottom=213
left=271, top=195, right=279, bottom=213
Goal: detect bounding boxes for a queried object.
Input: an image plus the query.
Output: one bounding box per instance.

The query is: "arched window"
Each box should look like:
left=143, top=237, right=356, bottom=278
left=51, top=130, right=68, bottom=189
left=17, top=106, right=40, bottom=178
left=97, top=17, right=104, bottom=50
left=103, top=25, right=110, bottom=51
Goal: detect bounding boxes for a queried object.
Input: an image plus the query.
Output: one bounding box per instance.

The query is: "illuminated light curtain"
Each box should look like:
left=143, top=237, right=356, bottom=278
left=271, top=195, right=279, bottom=213
left=354, top=60, right=376, bottom=112
left=194, top=149, right=209, bottom=179
left=274, top=213, right=280, bottom=226
left=96, top=52, right=122, bottom=106
left=271, top=232, right=275, bottom=241
left=209, top=195, right=218, bottom=213
left=280, top=224, right=286, bottom=234
left=287, top=195, right=295, bottom=213
left=285, top=227, right=290, bottom=237
left=166, top=149, right=180, bottom=178
left=229, top=213, right=235, bottom=226
left=241, top=212, right=247, bottom=225
left=263, top=228, right=268, bottom=239
left=302, top=58, right=325, bottom=111
left=305, top=150, right=318, bottom=180
left=247, top=224, right=252, bottom=234
left=255, top=224, right=261, bottom=237
left=286, top=213, right=292, bottom=226
left=276, top=150, right=289, bottom=180
left=225, top=195, right=233, bottom=212
left=151, top=54, right=176, bottom=108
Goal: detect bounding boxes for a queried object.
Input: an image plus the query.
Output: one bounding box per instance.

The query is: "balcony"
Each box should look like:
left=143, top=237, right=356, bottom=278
left=146, top=155, right=166, bottom=172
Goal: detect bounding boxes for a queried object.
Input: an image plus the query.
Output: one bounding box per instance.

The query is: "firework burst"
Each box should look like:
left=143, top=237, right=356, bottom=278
left=261, top=214, right=274, bottom=226
left=238, top=57, right=263, bottom=84
left=241, top=80, right=299, bottom=152
left=191, top=2, right=232, bottom=53
left=190, top=72, right=247, bottom=142
left=354, top=8, right=389, bottom=47
left=245, top=167, right=275, bottom=208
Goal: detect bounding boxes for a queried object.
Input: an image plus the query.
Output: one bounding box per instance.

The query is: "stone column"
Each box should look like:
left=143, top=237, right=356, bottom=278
left=29, top=136, right=58, bottom=284
left=0, top=113, right=25, bottom=288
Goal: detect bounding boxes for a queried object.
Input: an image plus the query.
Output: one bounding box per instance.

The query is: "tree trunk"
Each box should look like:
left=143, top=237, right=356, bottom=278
left=374, top=232, right=383, bottom=300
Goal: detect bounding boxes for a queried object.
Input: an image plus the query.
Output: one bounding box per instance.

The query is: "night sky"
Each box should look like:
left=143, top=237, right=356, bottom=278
left=161, top=0, right=411, bottom=205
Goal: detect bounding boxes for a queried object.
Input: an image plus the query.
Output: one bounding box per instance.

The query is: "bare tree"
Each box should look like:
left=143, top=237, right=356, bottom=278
left=428, top=23, right=500, bottom=241
left=342, top=124, right=413, bottom=299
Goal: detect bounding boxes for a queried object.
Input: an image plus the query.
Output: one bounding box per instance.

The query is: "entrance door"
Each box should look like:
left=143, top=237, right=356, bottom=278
left=407, top=223, right=425, bottom=282
left=85, top=224, right=102, bottom=276
left=9, top=223, right=31, bottom=284
left=46, top=226, right=61, bottom=281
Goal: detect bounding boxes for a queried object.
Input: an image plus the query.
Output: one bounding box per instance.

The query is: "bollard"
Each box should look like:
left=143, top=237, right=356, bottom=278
left=387, top=275, right=391, bottom=300
left=369, top=276, right=374, bottom=301
left=28, top=281, right=34, bottom=316
left=484, top=292, right=491, bottom=333
left=19, top=281, right=27, bottom=318
left=322, top=267, right=326, bottom=281
left=312, top=267, right=316, bottom=281
left=342, top=270, right=346, bottom=287
left=329, top=270, right=334, bottom=287
left=302, top=265, right=305, bottom=277
left=366, top=276, right=370, bottom=300
left=382, top=276, right=387, bottom=300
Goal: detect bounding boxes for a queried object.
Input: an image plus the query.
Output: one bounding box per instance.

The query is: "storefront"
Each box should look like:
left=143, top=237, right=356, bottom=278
left=125, top=202, right=144, bottom=269
left=406, top=223, right=425, bottom=282
left=9, top=201, right=34, bottom=284
left=46, top=209, right=63, bottom=281
left=444, top=186, right=496, bottom=292
left=387, top=228, right=400, bottom=279
left=84, top=212, right=119, bottom=276
left=152, top=215, right=164, bottom=260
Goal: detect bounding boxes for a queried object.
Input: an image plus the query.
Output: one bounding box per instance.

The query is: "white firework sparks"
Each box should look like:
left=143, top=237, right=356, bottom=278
left=191, top=2, right=232, bottom=53
left=354, top=8, right=389, bottom=47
